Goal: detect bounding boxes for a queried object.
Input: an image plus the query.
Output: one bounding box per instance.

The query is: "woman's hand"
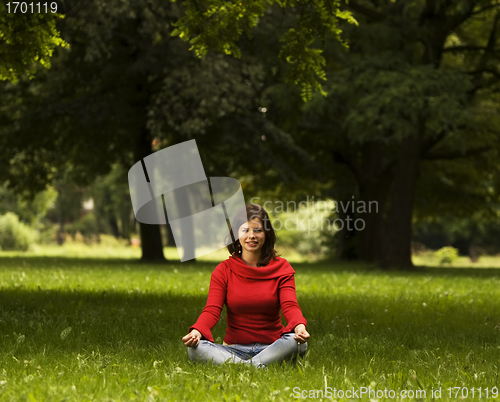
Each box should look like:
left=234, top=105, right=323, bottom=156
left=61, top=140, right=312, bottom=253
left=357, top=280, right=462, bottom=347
left=182, top=329, right=202, bottom=347
left=294, top=324, right=310, bottom=344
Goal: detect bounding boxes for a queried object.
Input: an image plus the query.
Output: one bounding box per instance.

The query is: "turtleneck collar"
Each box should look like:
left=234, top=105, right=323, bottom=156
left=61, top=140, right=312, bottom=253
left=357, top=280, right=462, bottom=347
left=226, top=254, right=295, bottom=279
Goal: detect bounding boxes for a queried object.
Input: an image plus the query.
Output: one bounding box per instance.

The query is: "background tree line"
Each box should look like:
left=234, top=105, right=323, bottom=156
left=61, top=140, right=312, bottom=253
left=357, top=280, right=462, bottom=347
left=1, top=0, right=499, bottom=268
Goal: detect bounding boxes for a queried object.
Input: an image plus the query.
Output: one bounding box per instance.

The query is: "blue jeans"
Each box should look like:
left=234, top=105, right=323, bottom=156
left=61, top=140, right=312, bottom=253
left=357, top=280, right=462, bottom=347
left=187, top=333, right=307, bottom=367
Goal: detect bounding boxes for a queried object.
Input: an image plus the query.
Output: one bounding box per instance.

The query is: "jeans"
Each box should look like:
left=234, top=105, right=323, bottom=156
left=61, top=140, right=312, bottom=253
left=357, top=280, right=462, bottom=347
left=187, top=332, right=307, bottom=367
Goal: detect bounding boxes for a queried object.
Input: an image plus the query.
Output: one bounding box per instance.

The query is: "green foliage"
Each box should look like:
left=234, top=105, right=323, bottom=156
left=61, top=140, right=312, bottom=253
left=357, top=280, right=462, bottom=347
left=0, top=212, right=37, bottom=251
left=276, top=223, right=329, bottom=256
left=36, top=223, right=59, bottom=245
left=172, top=0, right=357, bottom=100
left=434, top=246, right=459, bottom=265
left=66, top=213, right=100, bottom=244
left=272, top=202, right=334, bottom=256
left=337, top=63, right=472, bottom=144
left=88, top=164, right=134, bottom=240
left=0, top=183, right=57, bottom=227
left=171, top=0, right=268, bottom=58
left=262, top=0, right=500, bottom=266
left=0, top=4, right=68, bottom=81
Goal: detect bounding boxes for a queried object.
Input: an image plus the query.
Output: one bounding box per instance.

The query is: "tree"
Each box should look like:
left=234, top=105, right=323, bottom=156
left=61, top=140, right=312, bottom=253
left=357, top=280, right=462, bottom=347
left=88, top=164, right=135, bottom=242
left=0, top=1, right=73, bottom=81
left=0, top=1, right=183, bottom=261
left=171, top=0, right=356, bottom=100
left=264, top=0, right=500, bottom=269
left=0, top=0, right=313, bottom=261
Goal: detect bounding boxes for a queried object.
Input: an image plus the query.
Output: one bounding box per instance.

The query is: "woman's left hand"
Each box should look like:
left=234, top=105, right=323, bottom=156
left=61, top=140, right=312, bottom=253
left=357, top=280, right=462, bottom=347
left=294, top=323, right=310, bottom=344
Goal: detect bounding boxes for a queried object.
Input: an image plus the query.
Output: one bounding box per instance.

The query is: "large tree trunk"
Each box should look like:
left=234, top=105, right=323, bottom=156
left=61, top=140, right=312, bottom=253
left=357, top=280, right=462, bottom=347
left=336, top=203, right=358, bottom=260
left=356, top=142, right=392, bottom=264
left=164, top=223, right=176, bottom=247
left=379, top=134, right=422, bottom=269
left=140, top=222, right=166, bottom=262
left=348, top=137, right=421, bottom=270
left=135, top=126, right=166, bottom=262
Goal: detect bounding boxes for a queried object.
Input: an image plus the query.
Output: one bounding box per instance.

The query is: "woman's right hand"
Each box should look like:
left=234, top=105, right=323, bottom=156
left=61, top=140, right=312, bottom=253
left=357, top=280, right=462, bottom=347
left=182, top=329, right=202, bottom=347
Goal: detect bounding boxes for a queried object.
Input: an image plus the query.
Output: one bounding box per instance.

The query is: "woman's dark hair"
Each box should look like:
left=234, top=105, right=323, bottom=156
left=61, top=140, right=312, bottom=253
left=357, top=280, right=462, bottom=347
left=226, top=204, right=278, bottom=267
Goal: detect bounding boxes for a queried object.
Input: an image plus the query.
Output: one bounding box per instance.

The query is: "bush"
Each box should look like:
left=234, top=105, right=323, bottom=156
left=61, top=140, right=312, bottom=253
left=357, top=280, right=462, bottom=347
left=273, top=210, right=331, bottom=256
left=0, top=212, right=37, bottom=251
left=434, top=246, right=459, bottom=265
left=36, top=223, right=59, bottom=244
left=99, top=234, right=129, bottom=247
left=66, top=213, right=100, bottom=244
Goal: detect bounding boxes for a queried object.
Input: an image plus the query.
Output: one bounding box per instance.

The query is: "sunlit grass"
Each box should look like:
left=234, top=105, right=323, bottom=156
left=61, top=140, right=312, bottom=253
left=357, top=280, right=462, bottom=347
left=413, top=252, right=500, bottom=268
left=0, top=236, right=316, bottom=264
left=0, top=248, right=499, bottom=401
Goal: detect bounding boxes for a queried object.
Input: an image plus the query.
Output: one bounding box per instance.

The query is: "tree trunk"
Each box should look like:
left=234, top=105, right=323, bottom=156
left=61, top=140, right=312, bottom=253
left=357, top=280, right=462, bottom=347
left=120, top=193, right=133, bottom=243
left=164, top=223, right=176, bottom=247
left=356, top=177, right=391, bottom=264
left=356, top=142, right=393, bottom=264
left=336, top=203, right=358, bottom=260
left=135, top=126, right=166, bottom=262
left=379, top=135, right=422, bottom=269
left=56, top=182, right=65, bottom=245
left=139, top=222, right=166, bottom=262
left=348, top=137, right=421, bottom=270
left=109, top=216, right=120, bottom=239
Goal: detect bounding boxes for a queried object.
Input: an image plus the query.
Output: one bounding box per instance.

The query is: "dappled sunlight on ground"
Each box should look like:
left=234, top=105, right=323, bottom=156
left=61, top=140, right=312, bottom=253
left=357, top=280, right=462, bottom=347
left=413, top=253, right=500, bottom=268
left=0, top=242, right=319, bottom=264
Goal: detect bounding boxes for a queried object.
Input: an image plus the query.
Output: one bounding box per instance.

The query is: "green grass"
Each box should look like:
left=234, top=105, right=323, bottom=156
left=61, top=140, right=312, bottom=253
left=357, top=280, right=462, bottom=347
left=0, top=246, right=499, bottom=401
left=0, top=237, right=313, bottom=263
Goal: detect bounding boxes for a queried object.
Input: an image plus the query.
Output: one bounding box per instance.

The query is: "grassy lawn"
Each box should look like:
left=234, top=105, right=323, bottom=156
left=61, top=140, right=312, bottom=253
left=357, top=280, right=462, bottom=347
left=0, top=245, right=499, bottom=401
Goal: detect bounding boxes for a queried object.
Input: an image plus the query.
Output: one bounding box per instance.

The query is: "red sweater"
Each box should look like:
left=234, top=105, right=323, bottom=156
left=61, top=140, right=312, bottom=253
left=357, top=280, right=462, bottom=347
left=190, top=255, right=307, bottom=345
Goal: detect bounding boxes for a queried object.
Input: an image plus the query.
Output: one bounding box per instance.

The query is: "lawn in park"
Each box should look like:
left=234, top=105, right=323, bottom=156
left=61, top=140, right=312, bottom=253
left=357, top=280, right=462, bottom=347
left=0, top=244, right=499, bottom=401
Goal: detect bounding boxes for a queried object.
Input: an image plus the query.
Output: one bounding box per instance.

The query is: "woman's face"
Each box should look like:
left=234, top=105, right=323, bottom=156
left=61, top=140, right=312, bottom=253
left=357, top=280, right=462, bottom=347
left=238, top=218, right=266, bottom=256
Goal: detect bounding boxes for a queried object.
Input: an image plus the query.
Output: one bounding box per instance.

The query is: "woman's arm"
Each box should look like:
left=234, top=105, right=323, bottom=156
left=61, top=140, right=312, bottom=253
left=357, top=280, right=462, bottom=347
left=183, top=264, right=227, bottom=344
left=279, top=274, right=310, bottom=342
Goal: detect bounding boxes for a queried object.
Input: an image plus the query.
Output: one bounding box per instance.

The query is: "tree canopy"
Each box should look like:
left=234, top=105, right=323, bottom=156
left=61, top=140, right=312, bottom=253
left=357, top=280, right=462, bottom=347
left=0, top=2, right=69, bottom=81
left=1, top=0, right=500, bottom=268
left=172, top=0, right=357, bottom=100
left=253, top=0, right=500, bottom=268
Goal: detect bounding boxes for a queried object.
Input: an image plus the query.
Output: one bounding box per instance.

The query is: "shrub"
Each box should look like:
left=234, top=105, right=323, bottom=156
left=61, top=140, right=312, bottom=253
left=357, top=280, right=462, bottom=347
left=66, top=213, right=100, bottom=244
left=273, top=212, right=330, bottom=256
left=99, top=234, right=129, bottom=247
left=37, top=223, right=59, bottom=244
left=434, top=246, right=459, bottom=265
left=0, top=212, right=37, bottom=251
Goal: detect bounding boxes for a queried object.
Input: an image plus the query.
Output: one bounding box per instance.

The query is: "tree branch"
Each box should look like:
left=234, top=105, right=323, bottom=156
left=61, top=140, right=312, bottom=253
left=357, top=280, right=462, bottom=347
left=469, top=12, right=500, bottom=94
left=470, top=3, right=500, bottom=17
left=344, top=0, right=385, bottom=22
left=446, top=1, right=476, bottom=32
left=422, top=146, right=493, bottom=160
left=443, top=45, right=488, bottom=52
left=468, top=68, right=500, bottom=79
left=332, top=149, right=360, bottom=180
left=420, top=130, right=448, bottom=157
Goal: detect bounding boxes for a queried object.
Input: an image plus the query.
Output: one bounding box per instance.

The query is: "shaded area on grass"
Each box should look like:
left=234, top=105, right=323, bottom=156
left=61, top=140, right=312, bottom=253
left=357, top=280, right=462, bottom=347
left=0, top=285, right=498, bottom=356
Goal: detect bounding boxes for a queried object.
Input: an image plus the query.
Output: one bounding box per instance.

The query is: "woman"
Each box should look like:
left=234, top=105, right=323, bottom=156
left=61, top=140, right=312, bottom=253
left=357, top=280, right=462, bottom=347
left=181, top=204, right=310, bottom=367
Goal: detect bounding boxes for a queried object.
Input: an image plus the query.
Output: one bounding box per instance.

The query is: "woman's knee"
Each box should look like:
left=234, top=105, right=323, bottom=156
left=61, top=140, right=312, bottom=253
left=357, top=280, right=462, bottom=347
left=281, top=332, right=298, bottom=344
left=187, top=340, right=211, bottom=362
left=281, top=333, right=307, bottom=358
